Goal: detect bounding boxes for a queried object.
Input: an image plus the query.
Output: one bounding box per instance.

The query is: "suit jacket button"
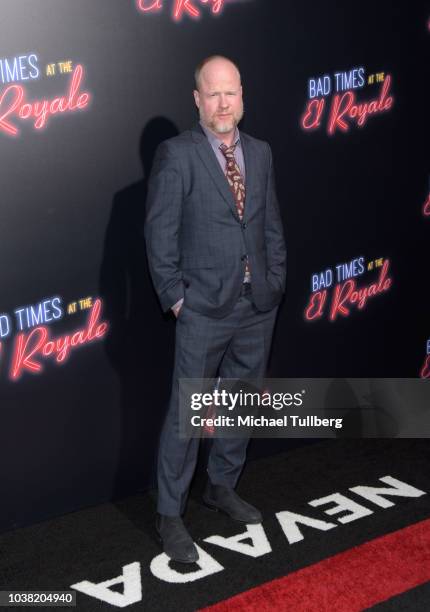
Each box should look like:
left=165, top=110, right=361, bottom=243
left=241, top=254, right=247, bottom=261
left=242, top=222, right=247, bottom=229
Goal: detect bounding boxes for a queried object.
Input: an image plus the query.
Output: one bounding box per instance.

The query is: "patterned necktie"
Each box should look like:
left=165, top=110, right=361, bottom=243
left=219, top=143, right=250, bottom=281
left=219, top=143, right=246, bottom=219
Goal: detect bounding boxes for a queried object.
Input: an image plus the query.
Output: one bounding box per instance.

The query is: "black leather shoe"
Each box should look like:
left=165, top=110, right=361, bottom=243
left=203, top=481, right=262, bottom=524
left=155, top=514, right=199, bottom=564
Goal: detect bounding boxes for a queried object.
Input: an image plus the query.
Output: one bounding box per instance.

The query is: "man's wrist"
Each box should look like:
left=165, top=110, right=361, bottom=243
left=171, top=297, right=184, bottom=317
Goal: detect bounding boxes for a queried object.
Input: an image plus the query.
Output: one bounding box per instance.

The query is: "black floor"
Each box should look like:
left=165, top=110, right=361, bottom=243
left=1, top=440, right=429, bottom=611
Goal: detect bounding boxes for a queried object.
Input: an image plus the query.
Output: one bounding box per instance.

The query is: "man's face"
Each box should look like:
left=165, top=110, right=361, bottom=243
left=194, top=59, right=243, bottom=136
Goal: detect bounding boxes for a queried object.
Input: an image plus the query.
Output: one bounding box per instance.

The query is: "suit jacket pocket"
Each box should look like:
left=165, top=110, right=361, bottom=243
left=181, top=254, right=214, bottom=270
left=266, top=270, right=283, bottom=293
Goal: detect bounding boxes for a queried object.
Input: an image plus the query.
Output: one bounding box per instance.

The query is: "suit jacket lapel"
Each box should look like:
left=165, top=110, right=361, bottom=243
left=191, top=123, right=239, bottom=219
left=191, top=124, right=257, bottom=222
left=240, top=131, right=256, bottom=222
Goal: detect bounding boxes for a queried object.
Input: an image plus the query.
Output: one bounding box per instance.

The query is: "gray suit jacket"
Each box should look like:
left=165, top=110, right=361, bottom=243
left=144, top=123, right=286, bottom=318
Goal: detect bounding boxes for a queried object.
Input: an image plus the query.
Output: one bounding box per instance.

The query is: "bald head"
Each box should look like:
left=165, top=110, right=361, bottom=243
left=193, top=55, right=244, bottom=142
left=194, top=55, right=241, bottom=91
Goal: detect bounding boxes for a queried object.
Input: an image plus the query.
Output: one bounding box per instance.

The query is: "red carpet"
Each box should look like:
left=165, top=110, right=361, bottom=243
left=2, top=440, right=429, bottom=611
left=201, top=518, right=430, bottom=612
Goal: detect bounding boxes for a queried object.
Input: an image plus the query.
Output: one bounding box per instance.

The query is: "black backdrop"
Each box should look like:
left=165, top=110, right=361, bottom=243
left=0, top=0, right=427, bottom=533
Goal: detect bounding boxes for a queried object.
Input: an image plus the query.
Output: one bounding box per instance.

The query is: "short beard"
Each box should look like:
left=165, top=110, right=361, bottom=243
left=200, top=106, right=244, bottom=135
left=212, top=120, right=236, bottom=134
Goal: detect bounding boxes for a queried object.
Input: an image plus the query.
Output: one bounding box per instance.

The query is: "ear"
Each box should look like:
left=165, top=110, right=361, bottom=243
left=193, top=89, right=200, bottom=109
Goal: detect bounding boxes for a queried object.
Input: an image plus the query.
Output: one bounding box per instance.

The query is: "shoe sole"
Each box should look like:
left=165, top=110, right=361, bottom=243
left=202, top=498, right=263, bottom=524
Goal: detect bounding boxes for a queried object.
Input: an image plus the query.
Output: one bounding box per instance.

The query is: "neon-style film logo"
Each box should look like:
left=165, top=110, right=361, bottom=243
left=423, top=193, right=430, bottom=217
left=136, top=0, right=244, bottom=21
left=301, top=68, right=394, bottom=136
left=0, top=52, right=90, bottom=137
left=0, top=297, right=108, bottom=381
left=304, top=257, right=392, bottom=323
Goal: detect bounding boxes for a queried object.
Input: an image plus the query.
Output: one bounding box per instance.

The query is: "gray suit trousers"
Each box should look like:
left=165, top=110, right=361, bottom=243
left=157, top=287, right=278, bottom=516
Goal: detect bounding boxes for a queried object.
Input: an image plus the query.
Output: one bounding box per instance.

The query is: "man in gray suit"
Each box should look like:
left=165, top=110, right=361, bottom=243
left=145, top=55, right=286, bottom=563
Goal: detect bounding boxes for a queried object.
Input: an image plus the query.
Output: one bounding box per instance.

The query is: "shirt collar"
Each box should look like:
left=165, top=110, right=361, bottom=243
left=199, top=121, right=241, bottom=150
